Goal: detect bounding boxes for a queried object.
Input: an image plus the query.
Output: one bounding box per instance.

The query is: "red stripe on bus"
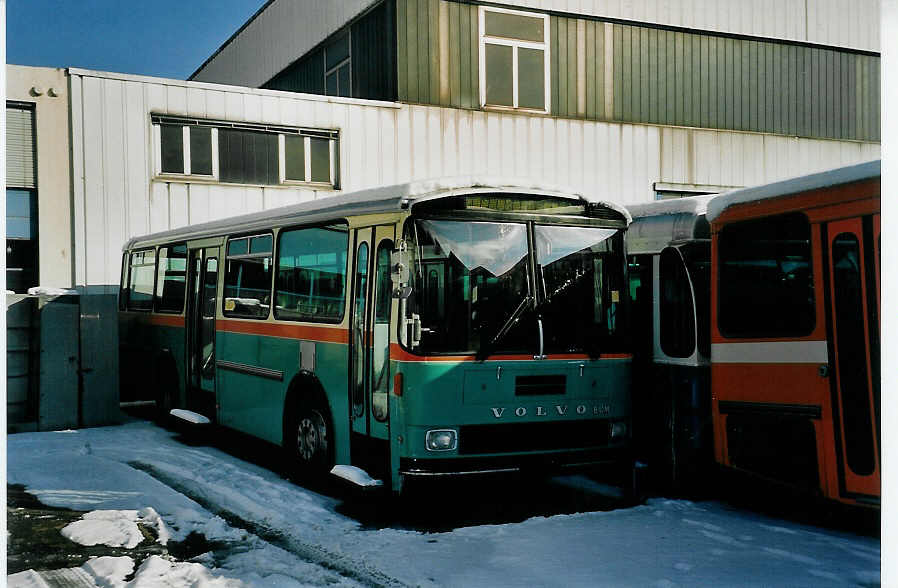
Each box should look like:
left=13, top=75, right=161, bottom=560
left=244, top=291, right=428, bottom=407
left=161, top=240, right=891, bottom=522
left=389, top=344, right=631, bottom=362
left=217, top=319, right=349, bottom=344
left=149, top=314, right=186, bottom=328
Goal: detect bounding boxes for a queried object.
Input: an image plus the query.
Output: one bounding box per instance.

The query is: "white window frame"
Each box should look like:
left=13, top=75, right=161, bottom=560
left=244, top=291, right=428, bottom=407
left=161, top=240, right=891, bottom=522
left=279, top=134, right=337, bottom=186
left=153, top=124, right=219, bottom=179
left=478, top=6, right=550, bottom=113
left=153, top=116, right=339, bottom=189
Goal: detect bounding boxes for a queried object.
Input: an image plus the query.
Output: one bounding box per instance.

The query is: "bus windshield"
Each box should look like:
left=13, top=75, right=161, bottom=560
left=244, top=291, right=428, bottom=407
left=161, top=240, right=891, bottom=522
left=405, top=219, right=626, bottom=356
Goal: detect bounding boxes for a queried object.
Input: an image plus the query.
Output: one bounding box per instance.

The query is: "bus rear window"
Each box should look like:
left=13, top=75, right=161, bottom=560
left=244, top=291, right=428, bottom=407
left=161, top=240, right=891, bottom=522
left=224, top=234, right=273, bottom=319
left=127, top=249, right=156, bottom=311
left=718, top=212, right=814, bottom=338
left=275, top=225, right=348, bottom=323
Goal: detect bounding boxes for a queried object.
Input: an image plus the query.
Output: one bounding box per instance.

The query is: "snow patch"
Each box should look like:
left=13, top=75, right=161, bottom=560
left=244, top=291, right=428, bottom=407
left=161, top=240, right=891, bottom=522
left=61, top=508, right=171, bottom=549
left=81, top=556, right=134, bottom=588
left=7, top=569, right=50, bottom=588
left=330, top=465, right=384, bottom=487
left=169, top=409, right=211, bottom=425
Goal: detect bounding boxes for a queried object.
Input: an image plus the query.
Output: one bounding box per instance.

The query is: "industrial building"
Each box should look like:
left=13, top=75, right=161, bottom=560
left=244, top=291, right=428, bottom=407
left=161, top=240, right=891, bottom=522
left=5, top=0, right=881, bottom=428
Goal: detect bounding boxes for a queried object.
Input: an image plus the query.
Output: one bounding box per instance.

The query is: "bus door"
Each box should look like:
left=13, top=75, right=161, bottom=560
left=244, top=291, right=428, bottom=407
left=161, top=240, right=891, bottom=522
left=186, top=247, right=219, bottom=420
left=349, top=225, right=395, bottom=475
left=825, top=218, right=880, bottom=499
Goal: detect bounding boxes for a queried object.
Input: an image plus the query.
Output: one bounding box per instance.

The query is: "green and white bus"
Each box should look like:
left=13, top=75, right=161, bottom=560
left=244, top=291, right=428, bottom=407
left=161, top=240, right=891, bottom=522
left=119, top=179, right=634, bottom=492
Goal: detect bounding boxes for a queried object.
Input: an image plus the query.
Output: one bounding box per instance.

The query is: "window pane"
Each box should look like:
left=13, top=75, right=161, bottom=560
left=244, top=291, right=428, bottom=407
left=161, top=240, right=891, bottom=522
left=189, top=126, right=213, bottom=175
left=155, top=244, right=187, bottom=313
left=485, top=11, right=544, bottom=42
left=659, top=248, right=695, bottom=358
left=6, top=189, right=37, bottom=240
left=224, top=254, right=272, bottom=319
left=228, top=238, right=248, bottom=256
left=326, top=72, right=338, bottom=96
left=275, top=225, right=348, bottom=322
left=718, top=213, right=814, bottom=337
left=160, top=125, right=184, bottom=174
left=284, top=135, right=305, bottom=181
left=326, top=33, right=350, bottom=70
left=6, top=239, right=38, bottom=294
left=338, top=64, right=351, bottom=98
left=218, top=128, right=278, bottom=185
left=485, top=44, right=514, bottom=106
left=309, top=138, right=331, bottom=183
left=518, top=48, right=545, bottom=110
left=128, top=250, right=156, bottom=311
left=250, top=235, right=273, bottom=254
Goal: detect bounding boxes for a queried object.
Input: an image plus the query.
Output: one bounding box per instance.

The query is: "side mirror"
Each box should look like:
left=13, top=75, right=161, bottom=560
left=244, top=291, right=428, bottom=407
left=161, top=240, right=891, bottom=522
left=391, top=240, right=412, bottom=299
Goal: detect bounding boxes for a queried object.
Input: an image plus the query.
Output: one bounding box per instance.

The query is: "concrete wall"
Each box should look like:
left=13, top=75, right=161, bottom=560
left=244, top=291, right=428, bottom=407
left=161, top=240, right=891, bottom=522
left=7, top=65, right=74, bottom=288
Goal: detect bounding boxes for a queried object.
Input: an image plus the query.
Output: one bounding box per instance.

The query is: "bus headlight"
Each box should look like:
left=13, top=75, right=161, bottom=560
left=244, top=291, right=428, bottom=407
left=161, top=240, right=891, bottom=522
left=610, top=421, right=628, bottom=440
left=425, top=429, right=458, bottom=451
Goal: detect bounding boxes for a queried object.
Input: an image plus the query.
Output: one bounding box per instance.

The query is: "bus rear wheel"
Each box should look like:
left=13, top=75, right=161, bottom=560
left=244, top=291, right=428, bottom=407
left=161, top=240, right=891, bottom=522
left=287, top=402, right=334, bottom=480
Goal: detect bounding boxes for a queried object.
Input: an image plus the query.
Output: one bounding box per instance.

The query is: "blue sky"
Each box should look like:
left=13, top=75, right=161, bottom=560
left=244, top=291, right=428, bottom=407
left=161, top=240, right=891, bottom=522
left=7, top=0, right=267, bottom=79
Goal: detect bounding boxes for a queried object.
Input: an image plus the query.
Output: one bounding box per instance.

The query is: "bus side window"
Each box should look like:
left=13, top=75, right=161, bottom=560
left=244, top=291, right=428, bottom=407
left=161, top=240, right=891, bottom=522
left=275, top=224, right=348, bottom=323
left=224, top=234, right=273, bottom=319
left=155, top=244, right=188, bottom=313
left=659, top=248, right=695, bottom=358
left=127, top=249, right=156, bottom=312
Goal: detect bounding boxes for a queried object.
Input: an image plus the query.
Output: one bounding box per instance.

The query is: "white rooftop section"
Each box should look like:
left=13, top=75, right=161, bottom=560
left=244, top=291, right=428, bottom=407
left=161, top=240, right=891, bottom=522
left=628, top=194, right=717, bottom=219
left=706, top=160, right=881, bottom=222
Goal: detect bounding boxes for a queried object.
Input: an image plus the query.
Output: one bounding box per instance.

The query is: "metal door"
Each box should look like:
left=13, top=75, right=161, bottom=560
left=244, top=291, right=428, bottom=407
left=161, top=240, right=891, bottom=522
left=187, top=247, right=219, bottom=419
left=825, top=218, right=880, bottom=498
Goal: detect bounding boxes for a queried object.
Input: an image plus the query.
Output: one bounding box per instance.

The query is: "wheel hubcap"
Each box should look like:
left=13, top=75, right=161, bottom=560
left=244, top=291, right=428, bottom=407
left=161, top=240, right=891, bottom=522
left=296, top=410, right=327, bottom=462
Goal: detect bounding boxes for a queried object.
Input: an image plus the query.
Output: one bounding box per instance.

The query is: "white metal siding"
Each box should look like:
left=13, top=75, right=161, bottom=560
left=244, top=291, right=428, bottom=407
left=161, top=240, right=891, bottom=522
left=69, top=70, right=880, bottom=288
left=7, top=105, right=36, bottom=189
left=191, top=0, right=376, bottom=88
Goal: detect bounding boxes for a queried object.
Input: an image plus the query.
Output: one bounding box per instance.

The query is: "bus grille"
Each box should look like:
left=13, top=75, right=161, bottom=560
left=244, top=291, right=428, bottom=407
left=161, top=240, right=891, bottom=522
left=458, top=420, right=610, bottom=455
left=515, top=375, right=566, bottom=396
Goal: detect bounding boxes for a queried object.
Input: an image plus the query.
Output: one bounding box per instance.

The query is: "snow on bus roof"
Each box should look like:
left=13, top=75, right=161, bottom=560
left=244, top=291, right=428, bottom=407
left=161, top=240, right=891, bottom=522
left=124, top=176, right=631, bottom=250
left=627, top=193, right=717, bottom=219
left=706, top=160, right=880, bottom=222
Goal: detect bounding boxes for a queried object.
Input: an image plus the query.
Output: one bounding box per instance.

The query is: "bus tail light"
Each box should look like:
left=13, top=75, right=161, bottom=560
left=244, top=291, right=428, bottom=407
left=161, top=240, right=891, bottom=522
left=610, top=421, right=628, bottom=440
left=393, top=372, right=403, bottom=397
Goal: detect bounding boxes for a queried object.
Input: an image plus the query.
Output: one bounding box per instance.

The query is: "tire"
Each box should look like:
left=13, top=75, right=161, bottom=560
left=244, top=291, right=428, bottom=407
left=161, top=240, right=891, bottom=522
left=286, top=400, right=334, bottom=480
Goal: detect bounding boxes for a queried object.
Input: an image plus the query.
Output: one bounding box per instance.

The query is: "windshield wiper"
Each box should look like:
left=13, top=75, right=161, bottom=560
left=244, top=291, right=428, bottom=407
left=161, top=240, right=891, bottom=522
left=476, top=295, right=533, bottom=361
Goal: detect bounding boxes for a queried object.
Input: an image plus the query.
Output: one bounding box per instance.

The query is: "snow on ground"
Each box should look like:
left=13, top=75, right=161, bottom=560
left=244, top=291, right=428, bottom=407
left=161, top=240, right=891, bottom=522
left=7, top=421, right=880, bottom=587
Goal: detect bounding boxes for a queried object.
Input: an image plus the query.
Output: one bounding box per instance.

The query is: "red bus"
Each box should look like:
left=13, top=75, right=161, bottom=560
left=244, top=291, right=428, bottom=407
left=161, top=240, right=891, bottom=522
left=707, top=160, right=880, bottom=507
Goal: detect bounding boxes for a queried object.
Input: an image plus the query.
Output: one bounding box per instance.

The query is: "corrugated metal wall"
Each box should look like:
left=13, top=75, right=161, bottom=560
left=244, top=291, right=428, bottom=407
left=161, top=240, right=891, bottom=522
left=69, top=70, right=879, bottom=288
left=191, top=0, right=376, bottom=87
left=265, top=0, right=397, bottom=102
left=396, top=0, right=880, bottom=141
left=397, top=0, right=479, bottom=107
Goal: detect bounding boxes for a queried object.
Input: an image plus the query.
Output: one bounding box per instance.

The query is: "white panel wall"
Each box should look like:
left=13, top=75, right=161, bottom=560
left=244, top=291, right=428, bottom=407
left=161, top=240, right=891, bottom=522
left=191, top=0, right=376, bottom=88
left=69, top=70, right=880, bottom=287
left=192, top=0, right=880, bottom=89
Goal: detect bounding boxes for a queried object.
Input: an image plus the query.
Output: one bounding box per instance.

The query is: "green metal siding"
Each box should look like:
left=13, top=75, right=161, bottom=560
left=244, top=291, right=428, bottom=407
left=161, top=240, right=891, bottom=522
left=607, top=21, right=879, bottom=141
left=397, top=0, right=478, bottom=108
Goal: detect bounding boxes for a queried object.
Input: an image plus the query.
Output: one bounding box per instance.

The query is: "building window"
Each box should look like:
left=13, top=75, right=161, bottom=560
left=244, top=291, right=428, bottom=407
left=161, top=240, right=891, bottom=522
left=479, top=7, right=549, bottom=112
left=6, top=189, right=38, bottom=293
left=325, top=32, right=351, bottom=98
left=158, top=124, right=217, bottom=177
left=153, top=115, right=339, bottom=189
left=223, top=234, right=273, bottom=319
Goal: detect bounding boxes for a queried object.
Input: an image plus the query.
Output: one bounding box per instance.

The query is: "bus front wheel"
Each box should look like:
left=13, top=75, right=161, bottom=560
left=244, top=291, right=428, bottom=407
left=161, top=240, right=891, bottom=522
left=287, top=401, right=334, bottom=479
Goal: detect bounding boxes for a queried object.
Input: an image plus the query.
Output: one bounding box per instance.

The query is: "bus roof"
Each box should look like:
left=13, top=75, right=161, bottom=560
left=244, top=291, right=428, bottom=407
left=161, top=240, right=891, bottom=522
left=124, top=176, right=631, bottom=250
left=626, top=194, right=715, bottom=254
left=706, top=159, right=880, bottom=223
